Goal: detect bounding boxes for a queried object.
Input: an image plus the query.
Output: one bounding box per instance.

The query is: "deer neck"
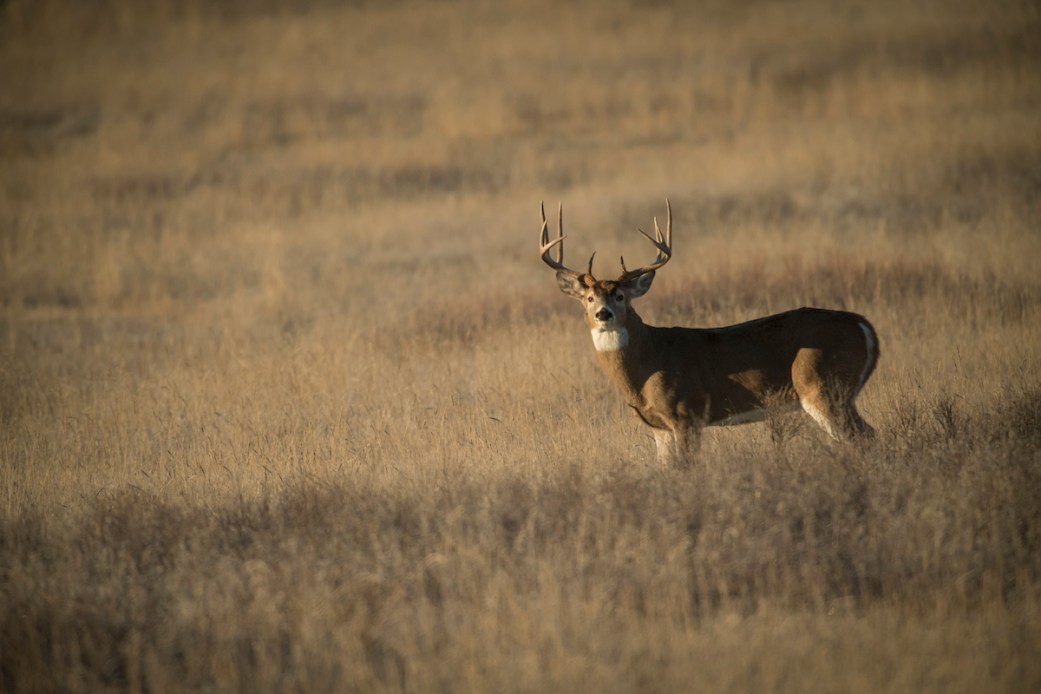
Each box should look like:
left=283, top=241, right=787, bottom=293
left=590, top=326, right=630, bottom=352
left=595, top=310, right=641, bottom=366
left=591, top=313, right=649, bottom=397
left=590, top=311, right=646, bottom=352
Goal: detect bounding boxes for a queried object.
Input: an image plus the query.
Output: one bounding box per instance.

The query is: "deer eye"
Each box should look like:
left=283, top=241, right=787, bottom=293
left=586, top=296, right=594, bottom=303
left=615, top=293, right=624, bottom=301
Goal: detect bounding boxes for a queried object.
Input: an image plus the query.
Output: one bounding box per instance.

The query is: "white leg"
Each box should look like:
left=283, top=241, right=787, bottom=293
left=673, top=425, right=701, bottom=468
left=801, top=400, right=841, bottom=441
left=653, top=426, right=700, bottom=468
left=802, top=395, right=876, bottom=441
left=653, top=429, right=676, bottom=468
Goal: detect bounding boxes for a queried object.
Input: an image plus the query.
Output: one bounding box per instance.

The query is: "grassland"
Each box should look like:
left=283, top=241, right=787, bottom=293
left=2, top=0, right=1041, bottom=691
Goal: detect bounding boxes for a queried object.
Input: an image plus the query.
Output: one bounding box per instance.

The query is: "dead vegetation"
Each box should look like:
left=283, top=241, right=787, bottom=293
left=2, top=0, right=1041, bottom=691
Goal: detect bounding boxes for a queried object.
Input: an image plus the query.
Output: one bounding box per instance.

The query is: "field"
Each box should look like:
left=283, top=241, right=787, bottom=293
left=2, top=0, right=1041, bottom=690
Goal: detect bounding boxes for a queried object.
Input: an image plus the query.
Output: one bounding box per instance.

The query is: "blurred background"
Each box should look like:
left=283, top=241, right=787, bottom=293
left=2, top=1, right=1040, bottom=690
left=3, top=0, right=1037, bottom=316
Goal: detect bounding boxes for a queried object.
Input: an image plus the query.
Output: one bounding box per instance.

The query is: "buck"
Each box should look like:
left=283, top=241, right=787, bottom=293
left=539, top=199, right=879, bottom=467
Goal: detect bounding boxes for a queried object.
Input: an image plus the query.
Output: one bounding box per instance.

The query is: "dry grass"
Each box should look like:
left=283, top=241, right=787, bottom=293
left=2, top=0, right=1041, bottom=691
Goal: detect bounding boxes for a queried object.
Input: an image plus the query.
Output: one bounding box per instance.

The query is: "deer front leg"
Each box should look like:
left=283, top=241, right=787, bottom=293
left=652, top=424, right=701, bottom=469
left=652, top=429, right=676, bottom=468
left=672, top=423, right=701, bottom=469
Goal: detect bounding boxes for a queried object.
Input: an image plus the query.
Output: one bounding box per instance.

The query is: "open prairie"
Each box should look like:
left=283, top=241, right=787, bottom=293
left=2, top=0, right=1041, bottom=691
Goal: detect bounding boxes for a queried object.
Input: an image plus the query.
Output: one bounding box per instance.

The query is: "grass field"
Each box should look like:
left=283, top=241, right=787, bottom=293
left=2, top=0, right=1041, bottom=691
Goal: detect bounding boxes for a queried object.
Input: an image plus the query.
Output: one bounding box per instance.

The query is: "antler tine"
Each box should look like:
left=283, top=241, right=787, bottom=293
left=666, top=197, right=672, bottom=246
left=618, top=198, right=674, bottom=281
left=558, top=201, right=563, bottom=249
left=538, top=201, right=557, bottom=256
left=659, top=197, right=672, bottom=249
left=539, top=201, right=581, bottom=277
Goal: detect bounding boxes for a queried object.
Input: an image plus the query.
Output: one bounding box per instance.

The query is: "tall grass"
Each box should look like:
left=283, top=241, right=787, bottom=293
left=2, top=0, right=1041, bottom=691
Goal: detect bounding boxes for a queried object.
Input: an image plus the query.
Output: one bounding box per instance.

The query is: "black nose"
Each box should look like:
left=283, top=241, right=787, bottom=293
left=595, top=308, right=613, bottom=321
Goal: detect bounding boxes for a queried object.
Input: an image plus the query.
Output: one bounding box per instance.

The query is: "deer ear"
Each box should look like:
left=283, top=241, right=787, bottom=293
left=623, top=270, right=655, bottom=298
left=556, top=271, right=586, bottom=299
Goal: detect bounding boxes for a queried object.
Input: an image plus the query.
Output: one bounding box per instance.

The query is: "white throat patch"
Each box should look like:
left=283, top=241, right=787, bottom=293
left=591, top=328, right=629, bottom=352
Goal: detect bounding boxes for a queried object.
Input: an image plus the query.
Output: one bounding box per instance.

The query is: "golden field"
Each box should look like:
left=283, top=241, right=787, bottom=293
left=2, top=0, right=1040, bottom=690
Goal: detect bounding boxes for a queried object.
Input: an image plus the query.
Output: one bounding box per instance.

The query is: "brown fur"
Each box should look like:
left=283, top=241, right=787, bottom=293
left=555, top=273, right=879, bottom=468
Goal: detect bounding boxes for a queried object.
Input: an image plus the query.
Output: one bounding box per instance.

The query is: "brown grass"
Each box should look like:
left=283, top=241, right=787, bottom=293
left=2, top=0, right=1041, bottom=691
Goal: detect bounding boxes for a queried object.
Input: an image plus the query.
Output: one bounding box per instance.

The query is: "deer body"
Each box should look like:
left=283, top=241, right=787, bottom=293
left=540, top=200, right=879, bottom=467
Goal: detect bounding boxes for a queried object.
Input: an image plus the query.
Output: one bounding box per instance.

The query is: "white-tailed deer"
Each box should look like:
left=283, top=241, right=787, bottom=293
left=539, top=199, right=879, bottom=467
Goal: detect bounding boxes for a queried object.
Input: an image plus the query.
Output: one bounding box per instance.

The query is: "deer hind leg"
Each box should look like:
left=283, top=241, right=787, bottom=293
left=793, top=363, right=841, bottom=441
left=841, top=400, right=875, bottom=438
left=800, top=394, right=842, bottom=441
left=800, top=391, right=874, bottom=441
left=794, top=347, right=876, bottom=442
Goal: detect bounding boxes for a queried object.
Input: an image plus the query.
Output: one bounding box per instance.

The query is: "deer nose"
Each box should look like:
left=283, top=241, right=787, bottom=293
left=595, top=308, right=613, bottom=322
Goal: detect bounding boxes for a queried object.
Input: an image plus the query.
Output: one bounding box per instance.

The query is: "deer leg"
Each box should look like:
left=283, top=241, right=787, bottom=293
left=839, top=400, right=875, bottom=439
left=799, top=393, right=842, bottom=441
left=653, top=423, right=700, bottom=469
left=673, top=424, right=701, bottom=468
left=794, top=343, right=877, bottom=443
left=802, top=392, right=875, bottom=442
left=652, top=429, right=676, bottom=469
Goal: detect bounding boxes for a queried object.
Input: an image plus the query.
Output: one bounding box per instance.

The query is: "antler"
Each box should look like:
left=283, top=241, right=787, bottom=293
left=539, top=202, right=595, bottom=279
left=618, top=198, right=673, bottom=281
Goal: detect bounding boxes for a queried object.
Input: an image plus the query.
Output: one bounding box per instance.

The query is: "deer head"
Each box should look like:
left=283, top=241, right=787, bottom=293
left=539, top=200, right=672, bottom=347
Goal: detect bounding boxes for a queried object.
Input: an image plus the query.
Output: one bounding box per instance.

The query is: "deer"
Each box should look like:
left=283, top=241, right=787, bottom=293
left=539, top=199, right=880, bottom=468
